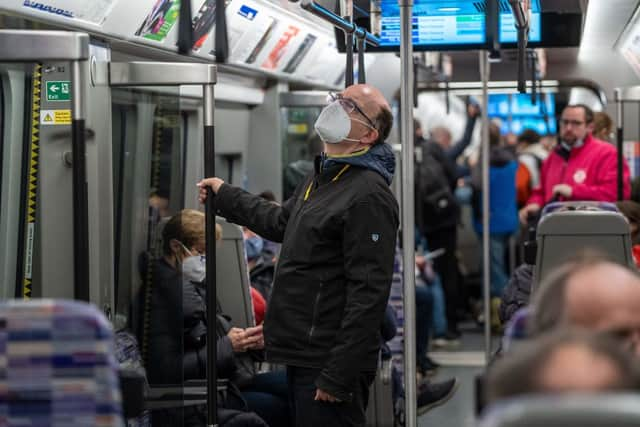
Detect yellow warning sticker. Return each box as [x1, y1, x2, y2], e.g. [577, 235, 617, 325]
[40, 109, 72, 125]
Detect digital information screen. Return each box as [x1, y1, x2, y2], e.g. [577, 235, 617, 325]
[500, 11, 541, 43]
[377, 0, 541, 50]
[490, 93, 556, 135]
[379, 1, 486, 48]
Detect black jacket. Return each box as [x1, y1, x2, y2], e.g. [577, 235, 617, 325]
[216, 148, 399, 402]
[144, 259, 184, 385]
[415, 137, 461, 233]
[143, 259, 243, 384]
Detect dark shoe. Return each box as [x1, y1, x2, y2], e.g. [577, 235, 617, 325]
[425, 356, 440, 369]
[417, 378, 459, 415]
[417, 357, 440, 378]
[446, 329, 461, 340]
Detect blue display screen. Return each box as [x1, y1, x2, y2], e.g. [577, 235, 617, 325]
[489, 93, 556, 135]
[510, 117, 557, 135]
[377, 0, 541, 49]
[499, 11, 541, 43]
[488, 94, 510, 117]
[510, 93, 555, 116]
[379, 0, 486, 47]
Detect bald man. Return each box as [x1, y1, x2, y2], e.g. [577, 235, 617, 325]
[487, 330, 640, 403]
[532, 258, 640, 355]
[200, 84, 399, 426]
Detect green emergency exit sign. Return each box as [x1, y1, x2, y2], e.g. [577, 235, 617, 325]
[46, 81, 70, 102]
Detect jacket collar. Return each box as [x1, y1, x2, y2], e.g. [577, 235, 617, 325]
[555, 133, 593, 161]
[319, 143, 396, 185]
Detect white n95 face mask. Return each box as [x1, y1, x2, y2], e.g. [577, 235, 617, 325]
[314, 101, 357, 144]
[182, 255, 206, 283]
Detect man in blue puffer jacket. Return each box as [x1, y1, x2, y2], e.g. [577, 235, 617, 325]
[471, 123, 519, 327]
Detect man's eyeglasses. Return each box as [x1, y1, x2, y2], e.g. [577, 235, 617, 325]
[327, 92, 377, 129]
[560, 119, 586, 127]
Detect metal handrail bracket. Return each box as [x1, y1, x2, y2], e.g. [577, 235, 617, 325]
[109, 62, 217, 87]
[0, 30, 89, 61]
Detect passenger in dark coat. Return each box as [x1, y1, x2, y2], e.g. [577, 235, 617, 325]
[199, 84, 399, 427]
[143, 209, 285, 427]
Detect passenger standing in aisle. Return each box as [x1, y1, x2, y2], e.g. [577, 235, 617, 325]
[414, 104, 479, 340]
[199, 84, 399, 427]
[519, 104, 632, 223]
[471, 123, 519, 328]
[515, 129, 548, 208]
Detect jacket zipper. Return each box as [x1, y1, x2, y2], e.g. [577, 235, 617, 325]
[308, 282, 323, 343]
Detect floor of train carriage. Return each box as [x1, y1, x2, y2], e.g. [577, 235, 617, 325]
[418, 322, 499, 427]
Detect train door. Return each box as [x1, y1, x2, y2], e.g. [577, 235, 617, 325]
[0, 31, 102, 305]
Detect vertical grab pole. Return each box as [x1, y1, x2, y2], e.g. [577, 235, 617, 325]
[616, 89, 624, 201]
[203, 84, 218, 427]
[400, 0, 416, 424]
[343, 0, 355, 86]
[70, 60, 90, 301]
[357, 34, 366, 84]
[530, 52, 537, 105]
[480, 51, 492, 364]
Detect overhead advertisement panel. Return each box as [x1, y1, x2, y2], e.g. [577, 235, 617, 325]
[192, 0, 217, 51]
[1, 0, 342, 88]
[297, 37, 345, 85]
[226, 1, 280, 64]
[224, 0, 344, 85]
[19, 0, 118, 25]
[135, 0, 181, 42]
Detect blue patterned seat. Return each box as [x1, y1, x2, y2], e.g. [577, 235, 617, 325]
[0, 299, 124, 426]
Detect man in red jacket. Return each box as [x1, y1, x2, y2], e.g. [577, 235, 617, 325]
[519, 104, 631, 223]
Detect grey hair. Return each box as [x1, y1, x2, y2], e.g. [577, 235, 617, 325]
[530, 252, 613, 335]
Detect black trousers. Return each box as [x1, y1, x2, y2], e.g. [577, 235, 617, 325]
[426, 226, 460, 333]
[286, 366, 374, 427]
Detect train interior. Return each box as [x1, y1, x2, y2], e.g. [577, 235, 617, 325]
[3, 0, 640, 426]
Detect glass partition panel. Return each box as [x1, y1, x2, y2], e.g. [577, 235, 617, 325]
[281, 106, 322, 200]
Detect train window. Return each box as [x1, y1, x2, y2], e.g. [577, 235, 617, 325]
[111, 88, 186, 334]
[281, 106, 322, 200]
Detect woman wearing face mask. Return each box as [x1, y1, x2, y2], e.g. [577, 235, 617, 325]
[144, 209, 288, 427]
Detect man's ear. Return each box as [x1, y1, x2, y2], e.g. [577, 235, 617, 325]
[361, 128, 379, 145]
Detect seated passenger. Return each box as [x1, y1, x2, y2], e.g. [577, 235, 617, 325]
[531, 255, 640, 355]
[243, 228, 275, 304]
[486, 329, 640, 404]
[257, 191, 281, 261]
[145, 209, 289, 427]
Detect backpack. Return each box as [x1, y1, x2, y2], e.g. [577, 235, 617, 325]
[415, 150, 458, 233]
